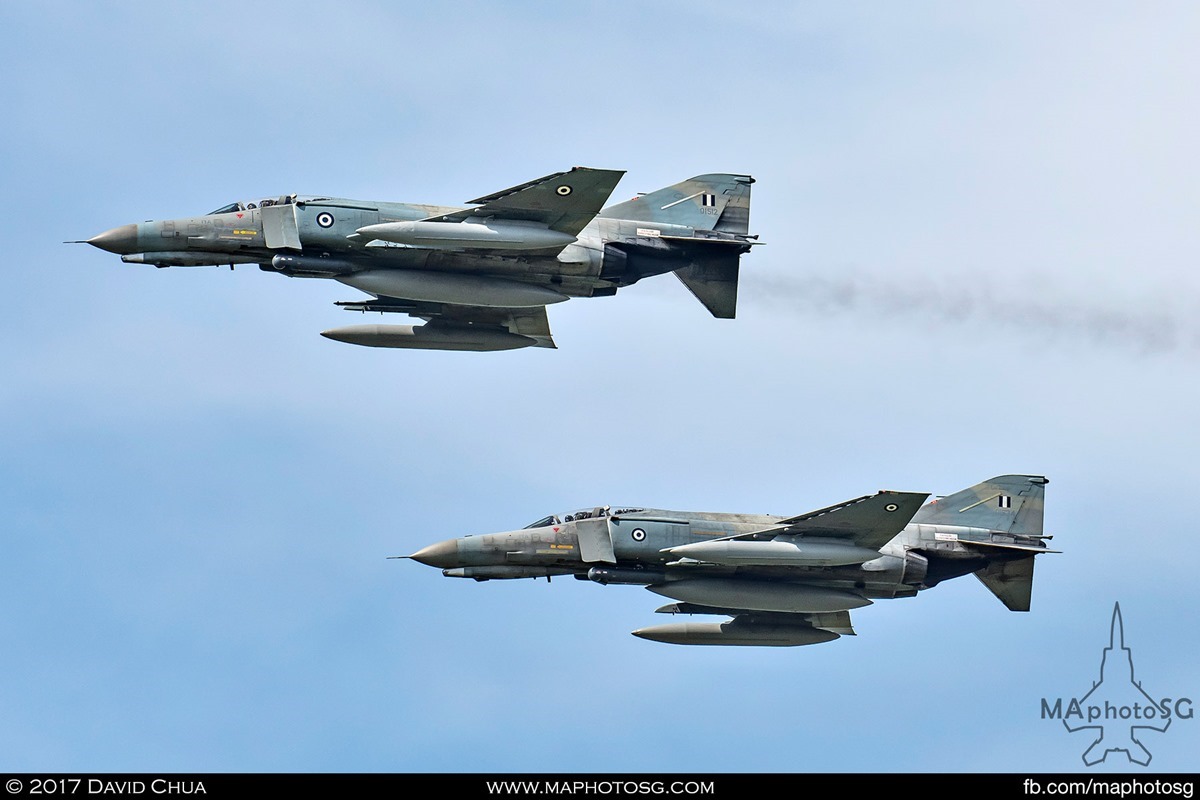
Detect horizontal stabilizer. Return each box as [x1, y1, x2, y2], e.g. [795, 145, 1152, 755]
[660, 234, 757, 248]
[960, 539, 1061, 555]
[975, 556, 1037, 612]
[674, 252, 740, 319]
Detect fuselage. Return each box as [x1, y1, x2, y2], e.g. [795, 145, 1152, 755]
[83, 169, 758, 351]
[409, 505, 1032, 602]
[89, 194, 702, 299]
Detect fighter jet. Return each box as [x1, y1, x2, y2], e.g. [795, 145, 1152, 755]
[407, 475, 1055, 646]
[81, 168, 757, 351]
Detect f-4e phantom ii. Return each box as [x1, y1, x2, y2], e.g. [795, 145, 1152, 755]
[408, 475, 1056, 646]
[82, 168, 756, 351]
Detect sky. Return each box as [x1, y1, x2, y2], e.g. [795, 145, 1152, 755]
[1, 1, 1198, 773]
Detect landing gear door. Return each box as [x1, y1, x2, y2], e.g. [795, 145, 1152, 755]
[262, 202, 301, 249]
[575, 516, 616, 564]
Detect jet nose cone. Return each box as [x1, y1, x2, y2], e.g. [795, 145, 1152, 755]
[409, 539, 460, 569]
[87, 224, 138, 254]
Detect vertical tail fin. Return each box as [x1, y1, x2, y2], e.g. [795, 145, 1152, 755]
[912, 474, 1047, 536]
[599, 173, 753, 232]
[913, 475, 1050, 612]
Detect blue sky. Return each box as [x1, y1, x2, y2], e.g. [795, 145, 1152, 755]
[1, 1, 1197, 772]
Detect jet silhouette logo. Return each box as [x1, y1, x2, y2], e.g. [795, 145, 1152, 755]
[1040, 603, 1193, 766]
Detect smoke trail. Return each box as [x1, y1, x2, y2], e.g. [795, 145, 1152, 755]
[743, 272, 1200, 355]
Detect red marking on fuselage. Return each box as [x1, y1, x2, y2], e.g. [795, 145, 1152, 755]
[236, 213, 244, 219]
[553, 527, 560, 533]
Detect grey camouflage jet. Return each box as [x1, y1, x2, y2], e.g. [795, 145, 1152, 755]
[81, 168, 756, 351]
[408, 475, 1055, 646]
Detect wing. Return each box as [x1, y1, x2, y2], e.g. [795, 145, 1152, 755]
[423, 166, 626, 236]
[330, 298, 556, 350]
[767, 490, 929, 549]
[692, 490, 930, 552]
[634, 490, 929, 646]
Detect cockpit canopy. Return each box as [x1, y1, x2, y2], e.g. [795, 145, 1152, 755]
[522, 506, 645, 528]
[522, 515, 561, 529]
[207, 194, 298, 215]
